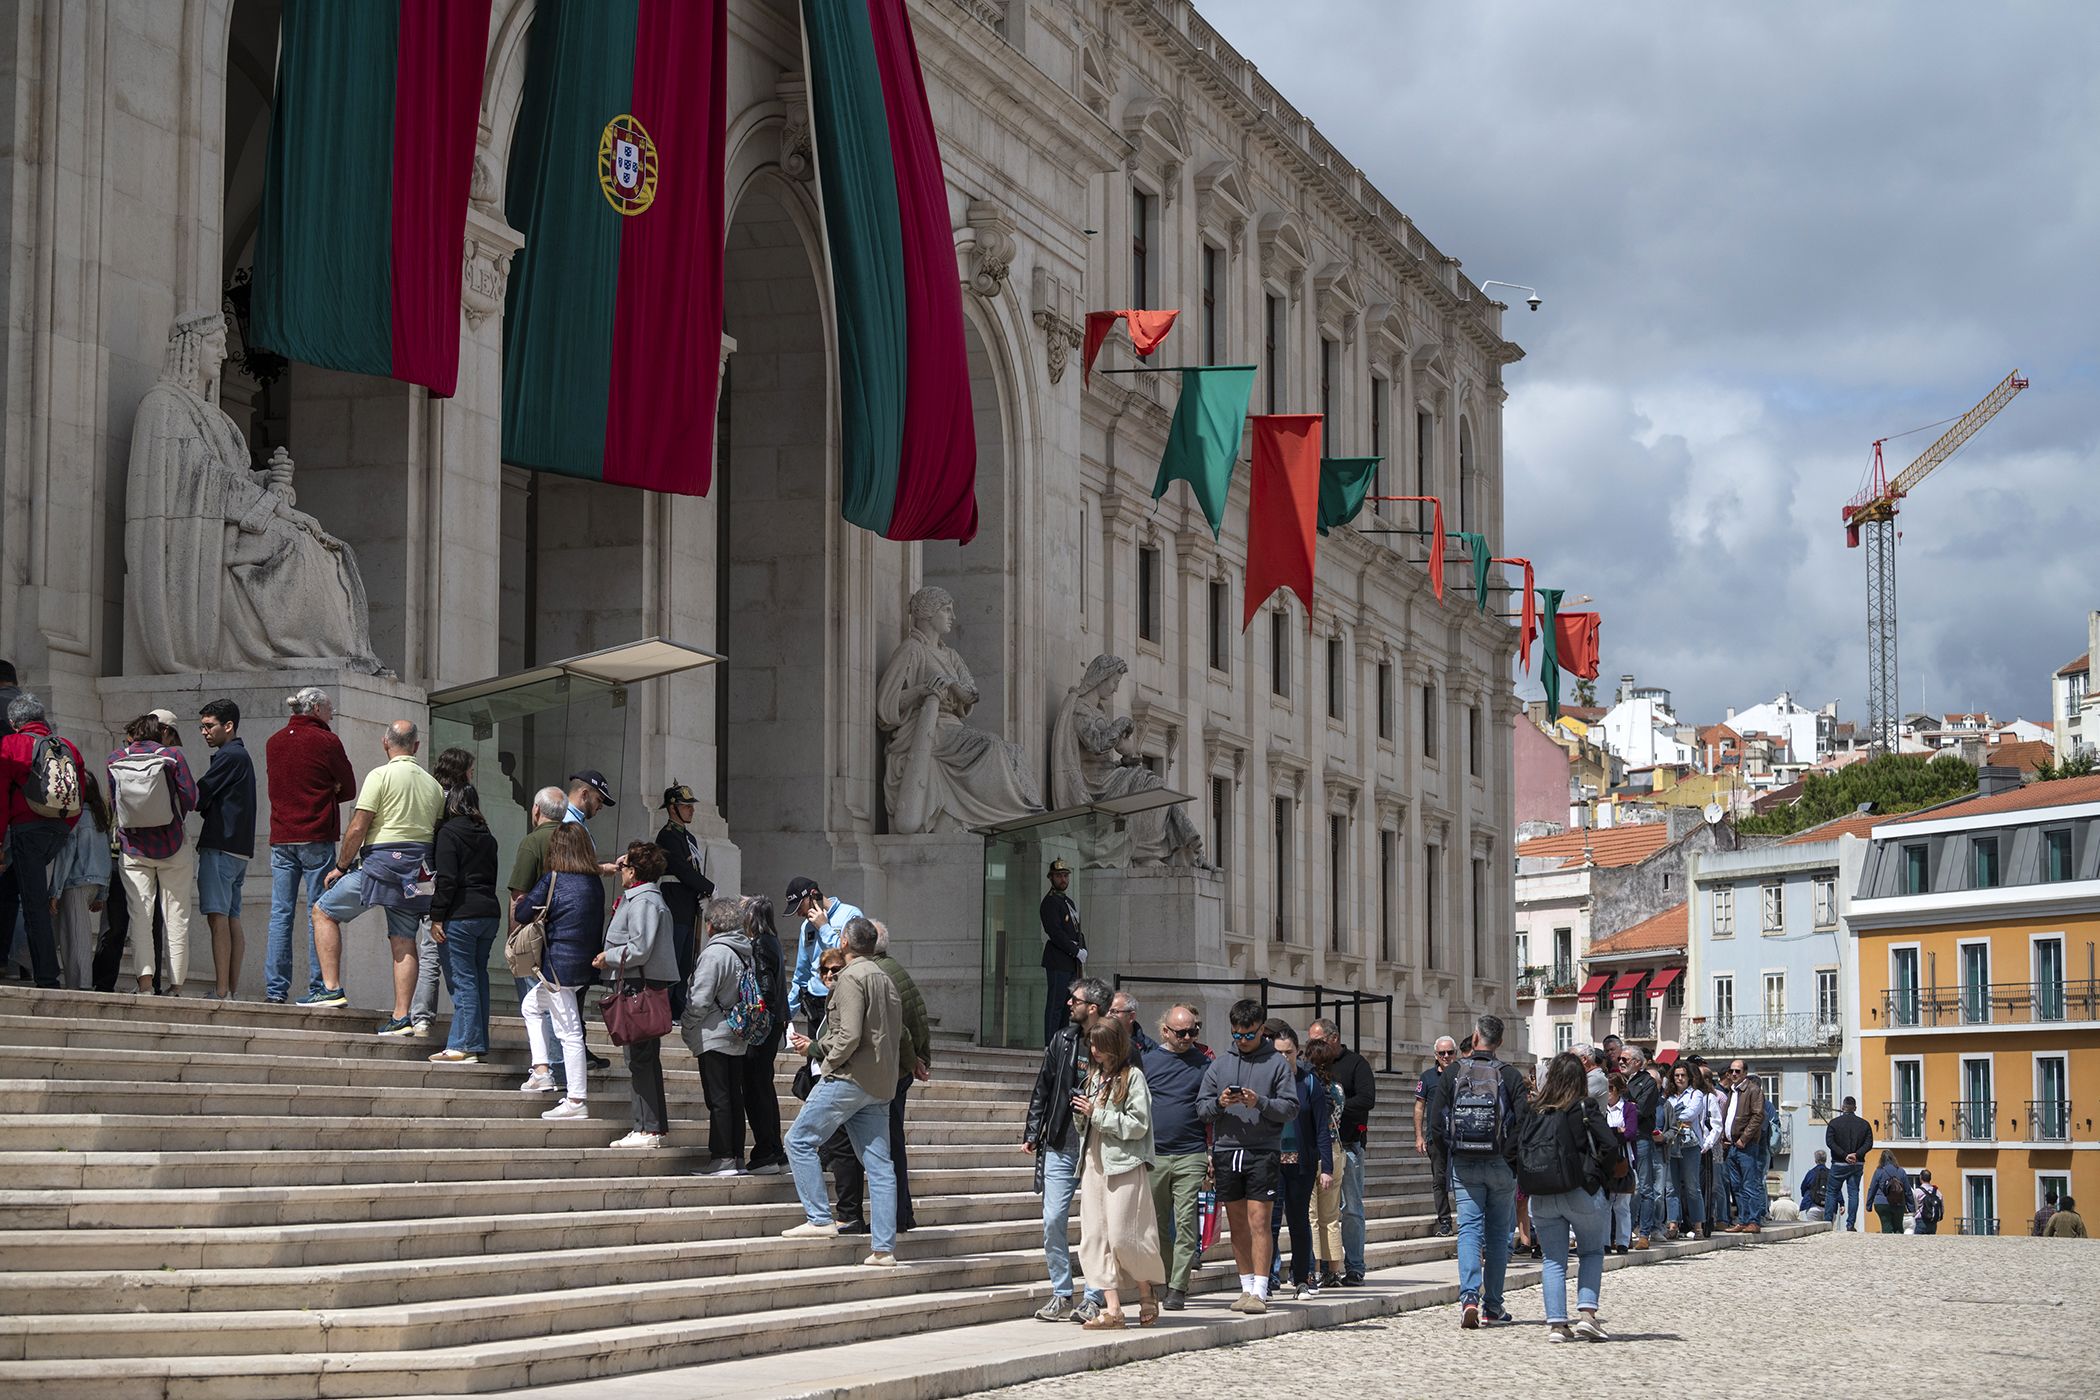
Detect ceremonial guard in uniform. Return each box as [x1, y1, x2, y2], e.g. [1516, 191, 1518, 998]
[1039, 858, 1086, 1041]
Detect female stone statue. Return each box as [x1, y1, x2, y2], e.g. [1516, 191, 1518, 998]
[125, 309, 380, 674]
[1050, 654, 1205, 867]
[877, 585, 1043, 832]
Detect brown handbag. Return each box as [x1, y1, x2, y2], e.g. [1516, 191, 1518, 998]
[601, 979, 673, 1047]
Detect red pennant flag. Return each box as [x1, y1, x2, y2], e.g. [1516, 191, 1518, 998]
[1081, 308, 1181, 386]
[1388, 495, 1445, 599]
[1495, 557, 1537, 670]
[1554, 611, 1602, 679]
[1243, 414, 1324, 628]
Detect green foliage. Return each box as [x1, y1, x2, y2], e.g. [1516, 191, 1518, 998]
[1574, 677, 1597, 707]
[2030, 747, 2098, 781]
[1736, 752, 1977, 836]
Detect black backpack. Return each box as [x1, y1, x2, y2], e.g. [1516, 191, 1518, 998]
[1917, 1185, 1943, 1224]
[1516, 1106, 1587, 1195]
[1447, 1056, 1511, 1157]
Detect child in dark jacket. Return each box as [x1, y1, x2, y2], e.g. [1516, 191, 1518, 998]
[515, 825, 606, 1118]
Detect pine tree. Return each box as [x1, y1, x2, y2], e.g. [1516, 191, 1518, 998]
[1736, 753, 1977, 836]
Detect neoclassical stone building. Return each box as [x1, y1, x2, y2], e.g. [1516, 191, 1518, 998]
[0, 0, 1520, 1051]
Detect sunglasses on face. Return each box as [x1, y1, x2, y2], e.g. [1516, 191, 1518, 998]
[1230, 1028, 1261, 1041]
[1435, 1049, 1456, 1058]
[1165, 1023, 1199, 1037]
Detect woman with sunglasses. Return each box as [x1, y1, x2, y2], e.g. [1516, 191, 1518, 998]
[1072, 1017, 1165, 1328]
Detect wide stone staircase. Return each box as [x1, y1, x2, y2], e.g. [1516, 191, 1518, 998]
[0, 986, 1446, 1397]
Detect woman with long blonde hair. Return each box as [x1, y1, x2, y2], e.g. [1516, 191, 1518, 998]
[1073, 1017, 1166, 1328]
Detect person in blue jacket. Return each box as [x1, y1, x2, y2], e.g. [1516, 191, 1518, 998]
[1266, 1021, 1334, 1299]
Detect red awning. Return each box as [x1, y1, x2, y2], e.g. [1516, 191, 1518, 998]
[1609, 970, 1649, 999]
[1646, 968, 1684, 1000]
[1576, 972, 1611, 1003]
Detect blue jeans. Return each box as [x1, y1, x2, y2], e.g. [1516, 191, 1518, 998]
[1728, 1143, 1768, 1222]
[1634, 1137, 1666, 1237]
[787, 1077, 896, 1254]
[1825, 1162, 1864, 1229]
[1668, 1147, 1704, 1231]
[1451, 1155, 1517, 1311]
[1530, 1185, 1607, 1322]
[3, 820, 70, 987]
[1039, 1144, 1101, 1302]
[266, 843, 334, 1000]
[1340, 1143, 1368, 1274]
[439, 917, 497, 1054]
[1609, 1191, 1633, 1247]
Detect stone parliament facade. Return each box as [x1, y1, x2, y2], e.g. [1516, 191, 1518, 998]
[0, 0, 1521, 1053]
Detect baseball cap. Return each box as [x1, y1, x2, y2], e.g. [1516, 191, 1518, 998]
[784, 876, 822, 906]
[147, 708, 179, 727]
[568, 770, 617, 806]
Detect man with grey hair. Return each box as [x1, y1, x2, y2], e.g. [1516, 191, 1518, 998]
[1431, 1013, 1529, 1328]
[265, 687, 358, 1003]
[1620, 1043, 1664, 1248]
[687, 896, 755, 1176]
[1108, 989, 1156, 1054]
[830, 917, 930, 1232]
[0, 692, 87, 987]
[1413, 1035, 1460, 1236]
[1024, 974, 1113, 1321]
[507, 785, 575, 1082]
[1574, 1044, 1609, 1102]
[313, 720, 443, 1032]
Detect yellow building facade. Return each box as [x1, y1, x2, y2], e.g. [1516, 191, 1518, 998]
[1849, 776, 2100, 1235]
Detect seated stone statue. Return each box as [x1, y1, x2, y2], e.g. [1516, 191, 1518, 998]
[125, 309, 380, 674]
[877, 585, 1043, 833]
[1051, 653, 1205, 867]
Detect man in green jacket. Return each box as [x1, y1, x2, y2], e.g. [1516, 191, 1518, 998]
[830, 916, 932, 1233]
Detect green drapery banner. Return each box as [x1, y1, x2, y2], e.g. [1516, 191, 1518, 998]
[1538, 587, 1565, 722]
[1152, 366, 1257, 537]
[1454, 531, 1491, 612]
[1316, 457, 1381, 536]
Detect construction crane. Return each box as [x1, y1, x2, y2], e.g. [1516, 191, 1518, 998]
[1843, 369, 2029, 752]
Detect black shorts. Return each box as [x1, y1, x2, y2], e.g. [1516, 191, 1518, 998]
[1212, 1148, 1280, 1203]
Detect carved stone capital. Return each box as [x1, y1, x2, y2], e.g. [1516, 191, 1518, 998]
[1031, 264, 1084, 384]
[965, 199, 1016, 300]
[460, 204, 524, 330]
[778, 77, 814, 182]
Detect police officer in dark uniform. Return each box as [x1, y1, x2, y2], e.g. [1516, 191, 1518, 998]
[653, 783, 714, 1018]
[1039, 858, 1085, 1041]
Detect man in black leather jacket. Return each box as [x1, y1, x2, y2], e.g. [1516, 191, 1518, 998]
[1022, 974, 1110, 1322]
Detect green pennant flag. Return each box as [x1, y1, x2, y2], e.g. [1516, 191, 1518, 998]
[1455, 531, 1491, 612]
[1153, 366, 1257, 536]
[1316, 456, 1382, 536]
[1538, 587, 1565, 722]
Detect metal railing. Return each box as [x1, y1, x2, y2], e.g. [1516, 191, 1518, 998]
[1882, 979, 2100, 1028]
[1953, 1098, 1997, 1143]
[1955, 1216, 1999, 1237]
[1809, 1098, 1834, 1122]
[1884, 1100, 1926, 1142]
[1685, 1012, 1843, 1055]
[2026, 1098, 2072, 1143]
[1110, 973, 1398, 1073]
[1622, 1007, 1656, 1039]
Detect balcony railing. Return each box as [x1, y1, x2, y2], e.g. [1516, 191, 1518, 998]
[1953, 1098, 1997, 1143]
[1622, 1008, 1656, 1039]
[1519, 964, 1579, 997]
[1685, 1012, 1843, 1055]
[1882, 979, 2100, 1029]
[2025, 1098, 2072, 1143]
[1955, 1216, 1999, 1237]
[1884, 1100, 1926, 1142]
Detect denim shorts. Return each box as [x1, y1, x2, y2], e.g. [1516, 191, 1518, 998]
[195, 848, 250, 917]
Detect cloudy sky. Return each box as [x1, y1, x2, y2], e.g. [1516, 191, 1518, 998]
[1198, 0, 2099, 728]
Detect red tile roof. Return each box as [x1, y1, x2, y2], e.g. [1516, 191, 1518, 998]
[1561, 705, 1608, 722]
[1885, 773, 2100, 826]
[1586, 903, 1688, 957]
[1517, 823, 1673, 869]
[2058, 652, 2090, 678]
[1698, 723, 1741, 744]
[1780, 813, 1882, 845]
[1989, 739, 2058, 777]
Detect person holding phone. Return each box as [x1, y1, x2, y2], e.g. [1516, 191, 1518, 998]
[1198, 999, 1297, 1314]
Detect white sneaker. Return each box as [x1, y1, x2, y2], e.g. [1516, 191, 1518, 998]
[704, 1159, 744, 1177]
[1573, 1316, 1610, 1342]
[609, 1131, 663, 1148]
[781, 1221, 840, 1239]
[862, 1251, 897, 1267]
[541, 1098, 588, 1121]
[519, 1070, 557, 1093]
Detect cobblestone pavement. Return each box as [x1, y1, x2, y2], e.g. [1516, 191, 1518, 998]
[974, 1233, 2100, 1400]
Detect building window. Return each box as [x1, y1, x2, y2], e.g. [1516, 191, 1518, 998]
[1713, 886, 1734, 937]
[1379, 828, 1396, 961]
[1264, 293, 1284, 414]
[1890, 946, 1921, 1026]
[1712, 975, 1735, 1025]
[1554, 1021, 1574, 1054]
[1816, 968, 1841, 1026]
[1210, 777, 1232, 872]
[1319, 336, 1336, 425]
[1421, 684, 1437, 759]
[1424, 843, 1442, 970]
[1131, 188, 1152, 308]
[1892, 1059, 1924, 1138]
[1270, 611, 1290, 698]
[1416, 409, 1434, 496]
[1667, 974, 1685, 1009]
[1326, 638, 1345, 721]
[1960, 942, 1991, 1024]
[1377, 662, 1394, 741]
[1471, 856, 1487, 977]
[1963, 1175, 1997, 1235]
[1812, 877, 1836, 927]
[1207, 579, 1229, 673]
[1201, 243, 1220, 363]
[1902, 843, 1929, 894]
[2036, 935, 2067, 1020]
[1809, 1070, 1834, 1118]
[1760, 882, 1784, 933]
[1972, 836, 2000, 889]
[1468, 706, 1483, 777]
[1329, 813, 1349, 952]
[1515, 929, 1529, 975]
[1369, 374, 1386, 503]
[1273, 797, 1294, 941]
[2045, 827, 2073, 882]
[1137, 544, 1161, 643]
[1763, 972, 1786, 1018]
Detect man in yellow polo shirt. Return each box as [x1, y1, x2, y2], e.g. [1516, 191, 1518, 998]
[309, 720, 445, 1034]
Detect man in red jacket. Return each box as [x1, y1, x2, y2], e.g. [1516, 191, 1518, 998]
[263, 686, 357, 1005]
[0, 692, 86, 987]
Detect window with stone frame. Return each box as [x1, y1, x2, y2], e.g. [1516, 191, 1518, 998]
[1329, 813, 1349, 952]
[1264, 293, 1285, 415]
[1201, 242, 1222, 363]
[1424, 842, 1442, 969]
[1812, 876, 1836, 927]
[1713, 885, 1735, 936]
[1273, 796, 1294, 941]
[1760, 882, 1783, 933]
[1207, 579, 1230, 674]
[1270, 610, 1291, 698]
[1377, 662, 1394, 741]
[1420, 683, 1438, 759]
[1131, 186, 1153, 308]
[1712, 974, 1735, 1025]
[1137, 544, 1162, 644]
[1379, 826, 1397, 962]
[1211, 776, 1232, 872]
[1326, 638, 1345, 722]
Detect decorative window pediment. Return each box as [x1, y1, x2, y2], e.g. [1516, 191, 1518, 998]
[1196, 161, 1250, 256]
[1257, 211, 1310, 297]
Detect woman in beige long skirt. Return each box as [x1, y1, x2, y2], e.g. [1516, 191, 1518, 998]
[1307, 1038, 1347, 1285]
[1073, 1017, 1165, 1328]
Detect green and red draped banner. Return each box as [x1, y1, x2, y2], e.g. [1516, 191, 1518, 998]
[1454, 531, 1491, 612]
[1081, 309, 1180, 387]
[501, 0, 726, 495]
[1153, 366, 1257, 537]
[801, 0, 977, 541]
[1495, 557, 1537, 668]
[1557, 611, 1603, 679]
[1316, 457, 1381, 536]
[1537, 587, 1565, 721]
[1243, 415, 1324, 629]
[251, 0, 492, 397]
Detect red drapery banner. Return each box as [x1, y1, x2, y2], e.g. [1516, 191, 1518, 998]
[1555, 611, 1602, 679]
[1495, 557, 1537, 670]
[1384, 495, 1445, 599]
[1081, 308, 1179, 386]
[1243, 414, 1324, 628]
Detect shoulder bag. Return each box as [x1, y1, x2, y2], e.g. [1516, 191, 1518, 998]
[601, 976, 673, 1047]
[505, 872, 554, 980]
